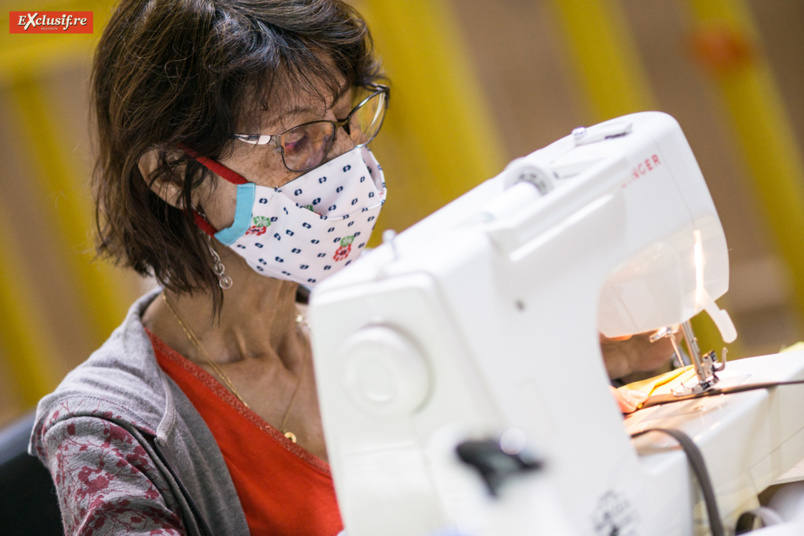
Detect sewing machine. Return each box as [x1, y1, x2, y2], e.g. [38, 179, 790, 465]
[309, 112, 804, 535]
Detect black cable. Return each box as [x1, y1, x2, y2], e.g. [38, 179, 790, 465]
[630, 428, 725, 536]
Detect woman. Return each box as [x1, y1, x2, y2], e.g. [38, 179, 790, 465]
[30, 1, 674, 534]
[31, 0, 385, 534]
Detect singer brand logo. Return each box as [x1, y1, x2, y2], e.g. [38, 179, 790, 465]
[622, 153, 662, 188]
[632, 154, 662, 179]
[9, 11, 93, 33]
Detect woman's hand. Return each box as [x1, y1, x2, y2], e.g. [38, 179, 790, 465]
[610, 386, 649, 413]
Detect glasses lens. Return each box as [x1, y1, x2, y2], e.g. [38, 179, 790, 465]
[349, 90, 387, 147]
[280, 121, 336, 172]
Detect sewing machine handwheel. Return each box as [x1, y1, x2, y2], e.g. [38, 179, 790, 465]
[340, 325, 430, 417]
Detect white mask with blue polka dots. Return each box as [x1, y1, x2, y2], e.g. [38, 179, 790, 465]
[192, 147, 386, 286]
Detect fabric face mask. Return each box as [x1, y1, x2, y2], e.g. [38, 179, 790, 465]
[192, 146, 386, 286]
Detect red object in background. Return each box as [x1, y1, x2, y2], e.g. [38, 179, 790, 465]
[690, 25, 755, 73]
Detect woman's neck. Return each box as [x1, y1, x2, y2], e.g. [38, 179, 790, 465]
[142, 247, 306, 370]
[143, 247, 326, 457]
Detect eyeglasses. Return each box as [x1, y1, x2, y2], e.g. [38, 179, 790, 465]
[233, 84, 389, 173]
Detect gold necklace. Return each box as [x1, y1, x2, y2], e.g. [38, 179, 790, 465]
[161, 292, 307, 443]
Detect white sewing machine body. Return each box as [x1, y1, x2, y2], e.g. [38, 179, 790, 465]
[309, 112, 804, 535]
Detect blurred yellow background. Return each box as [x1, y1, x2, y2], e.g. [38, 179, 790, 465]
[1, 0, 803, 428]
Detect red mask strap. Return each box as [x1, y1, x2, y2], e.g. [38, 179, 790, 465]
[180, 145, 249, 185]
[178, 145, 248, 236]
[193, 211, 218, 237]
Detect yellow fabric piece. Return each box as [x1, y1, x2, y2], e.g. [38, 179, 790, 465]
[619, 365, 696, 398]
[780, 342, 804, 353]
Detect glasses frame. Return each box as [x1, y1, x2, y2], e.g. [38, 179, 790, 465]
[233, 83, 389, 172]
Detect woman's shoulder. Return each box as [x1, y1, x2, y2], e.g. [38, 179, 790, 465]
[32, 289, 170, 447]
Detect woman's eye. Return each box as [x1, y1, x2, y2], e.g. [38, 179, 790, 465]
[283, 130, 309, 154]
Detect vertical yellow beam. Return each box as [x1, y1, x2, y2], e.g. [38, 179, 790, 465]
[0, 207, 61, 407]
[548, 0, 655, 121]
[0, 3, 118, 411]
[9, 73, 131, 343]
[355, 0, 506, 232]
[548, 0, 738, 355]
[686, 0, 804, 327]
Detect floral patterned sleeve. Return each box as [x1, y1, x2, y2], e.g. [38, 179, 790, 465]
[40, 416, 186, 535]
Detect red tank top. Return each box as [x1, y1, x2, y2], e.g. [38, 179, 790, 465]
[147, 329, 344, 536]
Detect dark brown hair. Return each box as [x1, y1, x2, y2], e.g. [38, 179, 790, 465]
[91, 0, 382, 304]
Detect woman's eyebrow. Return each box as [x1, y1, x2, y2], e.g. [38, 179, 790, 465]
[295, 84, 352, 115]
[253, 83, 352, 132]
[334, 83, 352, 103]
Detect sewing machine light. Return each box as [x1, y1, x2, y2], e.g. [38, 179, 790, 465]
[691, 227, 736, 344]
[694, 229, 706, 307]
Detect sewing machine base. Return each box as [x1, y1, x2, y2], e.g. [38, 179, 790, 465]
[625, 350, 804, 534]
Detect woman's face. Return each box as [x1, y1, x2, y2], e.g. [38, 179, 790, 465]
[199, 80, 356, 232]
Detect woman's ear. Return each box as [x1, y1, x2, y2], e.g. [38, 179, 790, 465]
[138, 149, 184, 208]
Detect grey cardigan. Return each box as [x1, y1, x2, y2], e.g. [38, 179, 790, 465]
[29, 289, 251, 535]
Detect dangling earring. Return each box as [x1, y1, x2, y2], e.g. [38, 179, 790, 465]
[207, 236, 233, 289]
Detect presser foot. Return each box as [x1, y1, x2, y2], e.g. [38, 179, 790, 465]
[671, 349, 727, 396]
[649, 321, 727, 397]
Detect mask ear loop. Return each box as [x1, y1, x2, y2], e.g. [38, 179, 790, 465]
[180, 145, 250, 236]
[180, 145, 248, 289]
